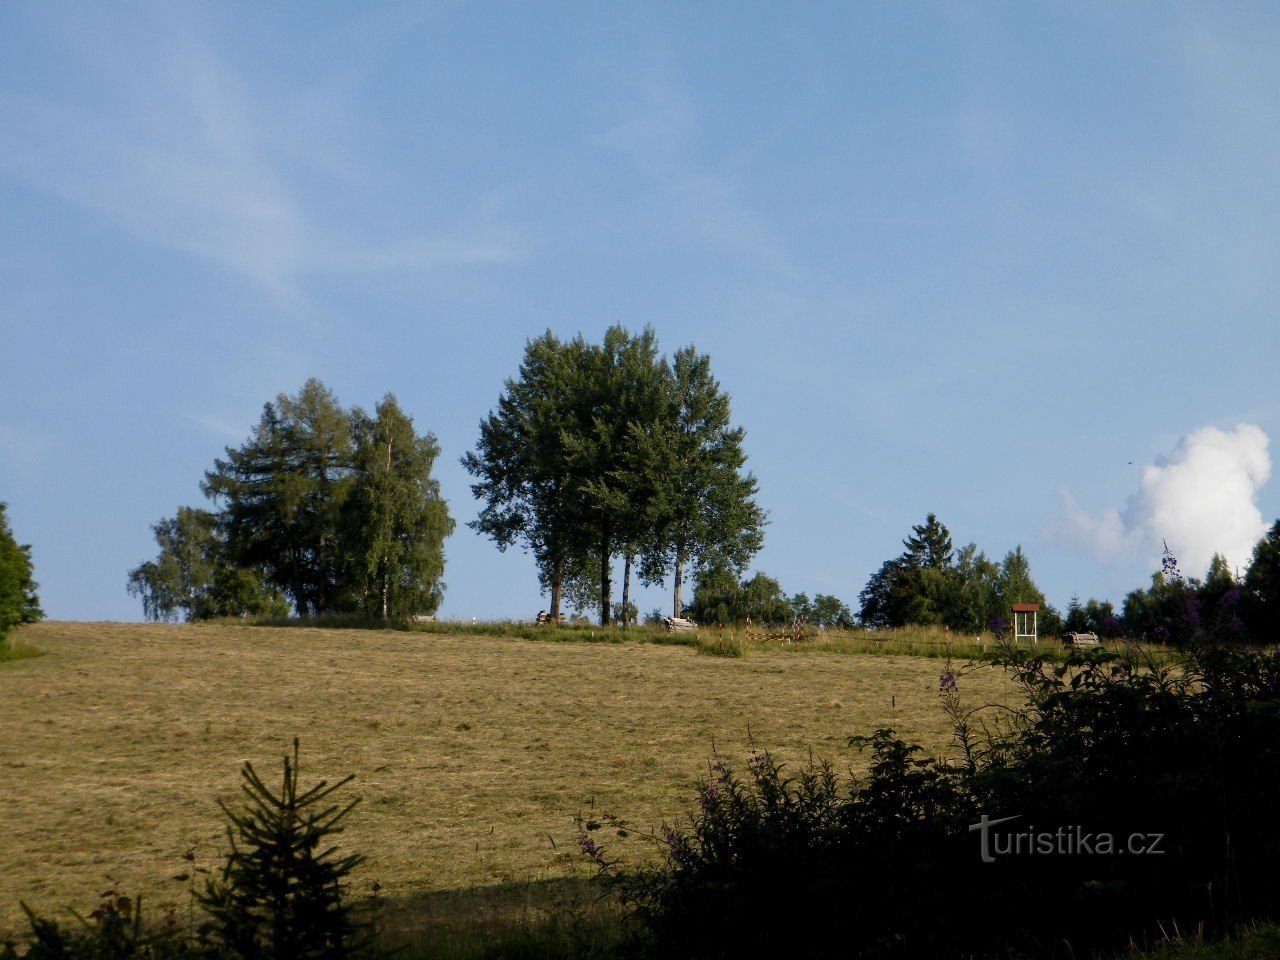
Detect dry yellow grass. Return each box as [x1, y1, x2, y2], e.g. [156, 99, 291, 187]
[0, 621, 1018, 938]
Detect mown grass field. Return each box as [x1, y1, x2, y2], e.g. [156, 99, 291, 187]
[0, 620, 1022, 945]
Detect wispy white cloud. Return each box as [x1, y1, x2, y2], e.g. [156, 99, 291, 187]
[1053, 424, 1271, 578]
[593, 40, 793, 273]
[0, 2, 528, 298]
[182, 412, 249, 444]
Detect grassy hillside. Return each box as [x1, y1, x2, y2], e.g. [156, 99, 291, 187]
[0, 620, 1019, 940]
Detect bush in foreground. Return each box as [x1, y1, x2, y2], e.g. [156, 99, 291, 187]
[584, 641, 1280, 958]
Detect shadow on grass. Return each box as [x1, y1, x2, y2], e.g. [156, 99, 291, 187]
[374, 876, 624, 960]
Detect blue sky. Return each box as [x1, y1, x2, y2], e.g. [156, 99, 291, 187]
[3, 1, 1279, 623]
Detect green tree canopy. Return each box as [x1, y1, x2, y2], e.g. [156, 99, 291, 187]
[464, 329, 764, 624]
[0, 502, 41, 641]
[462, 331, 595, 620]
[644, 345, 765, 618]
[687, 564, 791, 625]
[127, 506, 289, 622]
[132, 380, 451, 622]
[858, 516, 1059, 633]
[792, 591, 855, 629]
[1243, 522, 1280, 641]
[903, 512, 954, 569]
[346, 395, 455, 619]
[203, 379, 358, 616]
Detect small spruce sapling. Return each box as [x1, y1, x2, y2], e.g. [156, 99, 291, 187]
[197, 740, 373, 960]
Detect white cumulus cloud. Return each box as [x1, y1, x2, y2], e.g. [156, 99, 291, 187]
[1056, 424, 1271, 578]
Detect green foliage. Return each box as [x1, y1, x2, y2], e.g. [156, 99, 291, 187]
[686, 564, 790, 625]
[1244, 521, 1280, 640]
[587, 641, 1280, 957]
[131, 380, 451, 622]
[197, 740, 373, 960]
[1064, 594, 1122, 637]
[789, 592, 855, 629]
[462, 331, 593, 620]
[643, 345, 765, 618]
[0, 503, 41, 644]
[4, 744, 374, 960]
[1, 887, 194, 959]
[203, 380, 360, 617]
[902, 511, 953, 569]
[1123, 545, 1247, 645]
[346, 396, 455, 620]
[858, 514, 1058, 634]
[463, 329, 764, 624]
[128, 507, 289, 622]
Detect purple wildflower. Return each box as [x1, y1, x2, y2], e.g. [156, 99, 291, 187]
[1161, 541, 1183, 582]
[939, 669, 958, 693]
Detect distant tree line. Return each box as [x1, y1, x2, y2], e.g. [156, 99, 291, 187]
[681, 565, 854, 628]
[463, 326, 765, 626]
[852, 511, 1280, 646]
[857, 513, 1061, 634]
[129, 379, 453, 622]
[0, 502, 42, 642]
[1111, 524, 1280, 645]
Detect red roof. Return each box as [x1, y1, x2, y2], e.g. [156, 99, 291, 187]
[1011, 603, 1040, 612]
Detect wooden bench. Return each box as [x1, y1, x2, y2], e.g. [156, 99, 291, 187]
[1063, 632, 1099, 648]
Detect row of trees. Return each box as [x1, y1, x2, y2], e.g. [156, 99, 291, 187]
[682, 515, 1280, 641]
[1111, 524, 1280, 645]
[857, 513, 1059, 634]
[682, 565, 855, 628]
[129, 380, 454, 621]
[0, 502, 42, 642]
[463, 327, 765, 626]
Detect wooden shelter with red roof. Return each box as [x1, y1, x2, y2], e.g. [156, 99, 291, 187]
[1012, 602, 1040, 646]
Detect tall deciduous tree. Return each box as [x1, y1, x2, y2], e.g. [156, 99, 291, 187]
[127, 506, 288, 622]
[645, 345, 765, 618]
[574, 326, 670, 626]
[0, 502, 41, 641]
[465, 330, 764, 625]
[346, 395, 454, 620]
[688, 563, 790, 625]
[132, 380, 451, 622]
[463, 332, 593, 620]
[858, 557, 903, 628]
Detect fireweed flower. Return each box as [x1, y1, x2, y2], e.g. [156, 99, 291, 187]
[939, 670, 958, 692]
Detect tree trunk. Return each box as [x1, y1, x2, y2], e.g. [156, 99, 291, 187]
[550, 555, 564, 623]
[673, 545, 685, 618]
[380, 565, 389, 620]
[599, 530, 613, 626]
[292, 547, 308, 618]
[621, 552, 633, 629]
